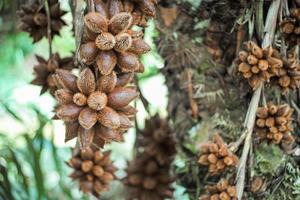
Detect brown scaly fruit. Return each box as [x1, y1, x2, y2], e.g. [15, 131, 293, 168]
[138, 114, 176, 165]
[123, 155, 174, 200]
[198, 133, 239, 175]
[199, 179, 237, 200]
[79, 0, 151, 75]
[255, 102, 295, 150]
[54, 67, 139, 148]
[127, 0, 157, 27]
[31, 53, 73, 96]
[280, 8, 300, 46]
[237, 41, 283, 89]
[68, 147, 117, 197]
[17, 0, 66, 42]
[273, 49, 300, 93]
[123, 115, 176, 200]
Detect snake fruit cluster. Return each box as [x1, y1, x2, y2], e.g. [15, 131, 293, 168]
[198, 133, 239, 175]
[237, 41, 283, 89]
[199, 179, 237, 200]
[280, 8, 300, 46]
[31, 53, 73, 95]
[54, 67, 139, 148]
[123, 115, 176, 200]
[255, 102, 294, 149]
[80, 0, 153, 76]
[17, 0, 66, 42]
[68, 147, 117, 197]
[274, 49, 300, 93]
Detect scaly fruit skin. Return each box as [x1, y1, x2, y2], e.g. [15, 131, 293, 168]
[123, 115, 176, 200]
[198, 133, 239, 175]
[255, 102, 295, 151]
[17, 0, 67, 42]
[280, 8, 300, 46]
[199, 179, 237, 200]
[67, 147, 117, 197]
[54, 67, 139, 149]
[79, 0, 152, 78]
[31, 53, 74, 96]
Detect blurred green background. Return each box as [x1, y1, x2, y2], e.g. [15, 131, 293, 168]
[0, 1, 193, 199]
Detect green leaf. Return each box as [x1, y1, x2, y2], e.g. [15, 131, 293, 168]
[0, 163, 15, 200]
[8, 148, 30, 197]
[255, 143, 285, 174]
[0, 100, 24, 124]
[49, 132, 73, 199]
[24, 134, 46, 200]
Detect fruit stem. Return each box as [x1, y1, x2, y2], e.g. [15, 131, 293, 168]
[44, 0, 52, 58]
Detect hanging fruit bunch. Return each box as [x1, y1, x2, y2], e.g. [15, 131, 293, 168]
[17, 0, 156, 197]
[124, 155, 174, 200]
[280, 8, 300, 46]
[18, 0, 74, 98]
[17, 0, 66, 42]
[54, 67, 138, 148]
[137, 114, 176, 165]
[273, 49, 300, 93]
[79, 0, 152, 75]
[31, 53, 74, 95]
[255, 102, 294, 150]
[199, 179, 237, 200]
[123, 115, 176, 200]
[53, 0, 156, 150]
[126, 0, 157, 27]
[198, 133, 239, 175]
[67, 147, 117, 197]
[237, 41, 283, 89]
